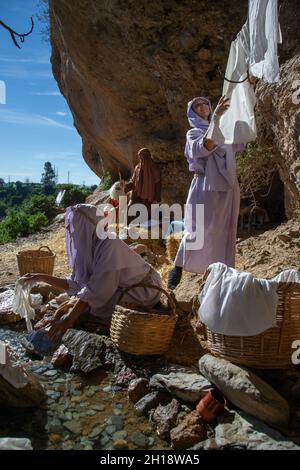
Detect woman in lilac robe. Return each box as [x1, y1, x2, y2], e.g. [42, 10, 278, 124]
[168, 96, 243, 289]
[22, 204, 161, 340]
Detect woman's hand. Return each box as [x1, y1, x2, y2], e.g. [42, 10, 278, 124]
[47, 316, 72, 342]
[54, 301, 75, 320]
[214, 95, 230, 117]
[19, 273, 44, 284]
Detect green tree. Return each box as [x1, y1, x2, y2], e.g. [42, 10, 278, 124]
[41, 161, 56, 195]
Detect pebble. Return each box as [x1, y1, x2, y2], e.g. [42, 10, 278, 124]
[49, 434, 62, 444]
[100, 435, 110, 446]
[106, 425, 117, 435]
[86, 410, 97, 416]
[102, 385, 112, 393]
[44, 370, 58, 377]
[89, 425, 103, 439]
[91, 404, 105, 411]
[107, 415, 123, 430]
[113, 439, 128, 450]
[85, 389, 96, 397]
[63, 420, 83, 435]
[112, 430, 128, 440]
[131, 432, 150, 448]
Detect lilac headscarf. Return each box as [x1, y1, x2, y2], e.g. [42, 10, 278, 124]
[187, 97, 212, 129]
[65, 204, 101, 287]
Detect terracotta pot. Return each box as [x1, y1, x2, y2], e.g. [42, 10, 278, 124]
[196, 388, 226, 423]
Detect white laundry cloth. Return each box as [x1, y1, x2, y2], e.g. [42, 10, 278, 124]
[0, 438, 32, 450]
[207, 23, 257, 145]
[208, 0, 281, 145]
[199, 262, 300, 336]
[12, 280, 42, 332]
[0, 343, 28, 389]
[249, 0, 282, 83]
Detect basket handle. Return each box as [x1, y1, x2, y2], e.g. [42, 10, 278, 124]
[118, 283, 177, 317]
[37, 246, 54, 255]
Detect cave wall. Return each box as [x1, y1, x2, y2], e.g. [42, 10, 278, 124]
[49, 0, 300, 212]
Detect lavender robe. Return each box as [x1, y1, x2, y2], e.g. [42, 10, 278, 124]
[174, 98, 243, 274]
[65, 205, 161, 321]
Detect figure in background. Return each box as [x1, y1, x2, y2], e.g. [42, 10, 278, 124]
[122, 148, 161, 223]
[168, 96, 244, 290]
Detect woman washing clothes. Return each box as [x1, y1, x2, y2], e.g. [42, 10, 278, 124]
[168, 96, 244, 289]
[21, 204, 162, 341]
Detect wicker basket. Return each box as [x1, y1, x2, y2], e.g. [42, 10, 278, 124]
[199, 273, 300, 369]
[110, 283, 177, 355]
[17, 245, 56, 276]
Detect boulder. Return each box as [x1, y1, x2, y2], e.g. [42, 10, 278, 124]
[199, 354, 290, 427]
[0, 371, 46, 408]
[192, 410, 300, 450]
[152, 399, 181, 441]
[150, 370, 211, 403]
[170, 411, 207, 450]
[127, 378, 150, 404]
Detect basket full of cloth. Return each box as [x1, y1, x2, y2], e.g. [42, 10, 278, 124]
[17, 245, 56, 276]
[198, 263, 300, 369]
[110, 283, 177, 356]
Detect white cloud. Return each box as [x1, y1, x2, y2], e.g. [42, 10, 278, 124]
[0, 65, 52, 79]
[31, 91, 61, 96]
[0, 108, 74, 130]
[0, 56, 49, 65]
[55, 111, 68, 116]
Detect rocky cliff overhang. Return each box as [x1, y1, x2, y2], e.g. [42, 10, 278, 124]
[49, 0, 300, 211]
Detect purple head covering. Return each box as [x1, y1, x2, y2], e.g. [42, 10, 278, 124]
[65, 204, 101, 287]
[187, 97, 212, 129]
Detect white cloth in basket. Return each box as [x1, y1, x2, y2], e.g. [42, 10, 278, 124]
[199, 262, 300, 336]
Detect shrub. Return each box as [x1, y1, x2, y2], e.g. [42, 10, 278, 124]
[23, 195, 56, 219]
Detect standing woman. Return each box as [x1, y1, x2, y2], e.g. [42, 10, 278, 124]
[123, 148, 161, 222]
[168, 96, 243, 289]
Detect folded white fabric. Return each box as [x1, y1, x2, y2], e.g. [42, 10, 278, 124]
[199, 262, 300, 336]
[12, 280, 42, 332]
[0, 438, 32, 450]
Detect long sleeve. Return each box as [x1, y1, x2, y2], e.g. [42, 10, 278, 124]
[185, 128, 215, 172]
[77, 269, 121, 309]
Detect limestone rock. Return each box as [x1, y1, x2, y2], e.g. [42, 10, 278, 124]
[152, 398, 181, 441]
[150, 370, 211, 403]
[199, 354, 290, 427]
[170, 411, 207, 450]
[192, 411, 300, 450]
[62, 329, 104, 373]
[134, 391, 171, 416]
[51, 344, 73, 368]
[0, 370, 46, 408]
[127, 378, 150, 404]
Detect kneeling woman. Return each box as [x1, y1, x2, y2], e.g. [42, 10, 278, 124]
[22, 204, 161, 341]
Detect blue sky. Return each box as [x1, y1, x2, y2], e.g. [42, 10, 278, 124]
[0, 0, 99, 185]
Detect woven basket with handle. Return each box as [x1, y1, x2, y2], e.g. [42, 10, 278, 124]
[110, 283, 177, 356]
[198, 270, 300, 369]
[17, 245, 56, 276]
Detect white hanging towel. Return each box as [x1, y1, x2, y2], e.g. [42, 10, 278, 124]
[199, 262, 300, 336]
[249, 0, 282, 83]
[207, 0, 281, 145]
[12, 280, 42, 332]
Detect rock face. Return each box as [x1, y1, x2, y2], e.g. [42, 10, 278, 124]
[199, 354, 290, 427]
[49, 0, 300, 213]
